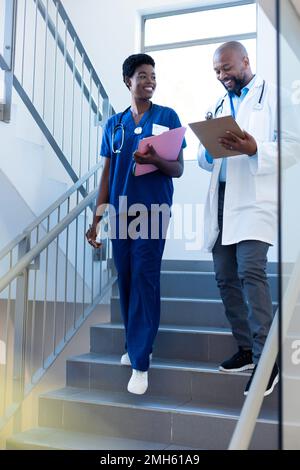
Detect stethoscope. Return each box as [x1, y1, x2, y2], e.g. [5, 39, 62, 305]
[111, 102, 153, 154]
[205, 80, 266, 120]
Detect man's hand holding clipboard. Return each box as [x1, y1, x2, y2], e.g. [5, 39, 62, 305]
[189, 116, 257, 158]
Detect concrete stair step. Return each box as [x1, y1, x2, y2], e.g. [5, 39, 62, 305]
[90, 323, 236, 363]
[111, 297, 230, 328]
[112, 271, 278, 301]
[37, 387, 278, 450]
[90, 323, 237, 363]
[160, 271, 278, 300]
[6, 427, 170, 450]
[111, 297, 278, 329]
[66, 353, 278, 416]
[160, 259, 280, 274]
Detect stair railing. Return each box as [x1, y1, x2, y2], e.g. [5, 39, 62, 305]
[0, 163, 116, 432]
[0, 0, 114, 190]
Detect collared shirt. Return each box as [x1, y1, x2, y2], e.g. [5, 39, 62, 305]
[205, 75, 256, 182]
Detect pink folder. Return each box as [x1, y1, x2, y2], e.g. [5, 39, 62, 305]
[133, 126, 186, 176]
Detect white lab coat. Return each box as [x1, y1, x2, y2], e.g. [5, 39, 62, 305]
[198, 75, 299, 252]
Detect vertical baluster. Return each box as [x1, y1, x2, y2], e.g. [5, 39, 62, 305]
[91, 210, 95, 304]
[21, 0, 27, 86]
[53, 207, 60, 354]
[62, 20, 68, 152]
[32, 0, 38, 102]
[99, 220, 103, 297]
[52, 1, 59, 135]
[88, 69, 93, 172]
[79, 54, 85, 177]
[30, 227, 38, 378]
[95, 85, 100, 179]
[3, 252, 13, 415]
[73, 194, 79, 329]
[13, 236, 30, 432]
[42, 217, 50, 367]
[70, 38, 76, 167]
[42, 0, 49, 120]
[63, 198, 70, 340]
[82, 207, 87, 316]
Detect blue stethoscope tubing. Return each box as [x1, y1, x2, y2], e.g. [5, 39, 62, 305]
[213, 79, 266, 118]
[111, 102, 154, 154]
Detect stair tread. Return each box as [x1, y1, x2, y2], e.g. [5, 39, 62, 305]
[7, 427, 168, 450]
[161, 270, 278, 278]
[40, 387, 277, 422]
[111, 295, 278, 305]
[67, 352, 251, 376]
[92, 323, 232, 335]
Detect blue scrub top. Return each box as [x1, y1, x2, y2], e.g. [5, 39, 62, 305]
[100, 104, 186, 215]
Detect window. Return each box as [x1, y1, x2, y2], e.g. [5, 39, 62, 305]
[142, 2, 257, 160]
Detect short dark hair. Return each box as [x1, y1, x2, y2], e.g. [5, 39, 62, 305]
[122, 53, 155, 86]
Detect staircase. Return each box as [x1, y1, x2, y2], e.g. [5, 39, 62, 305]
[6, 260, 279, 450]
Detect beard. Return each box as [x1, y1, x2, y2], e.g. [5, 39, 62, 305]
[221, 76, 246, 95]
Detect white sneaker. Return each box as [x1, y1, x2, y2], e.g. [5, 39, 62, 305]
[120, 352, 131, 366]
[127, 369, 148, 395]
[120, 353, 153, 366]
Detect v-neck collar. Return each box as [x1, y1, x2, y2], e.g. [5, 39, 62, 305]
[126, 102, 154, 131]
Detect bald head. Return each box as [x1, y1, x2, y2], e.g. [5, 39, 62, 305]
[214, 41, 249, 61]
[213, 41, 253, 95]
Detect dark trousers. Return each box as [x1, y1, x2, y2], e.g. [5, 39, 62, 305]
[212, 183, 274, 364]
[111, 212, 169, 371]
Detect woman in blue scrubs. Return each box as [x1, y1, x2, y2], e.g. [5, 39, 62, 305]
[86, 53, 186, 395]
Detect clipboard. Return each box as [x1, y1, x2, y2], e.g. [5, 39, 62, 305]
[189, 115, 245, 158]
[133, 126, 186, 176]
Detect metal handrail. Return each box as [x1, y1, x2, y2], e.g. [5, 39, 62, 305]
[0, 183, 115, 432]
[0, 188, 96, 295]
[0, 161, 101, 263]
[1, 0, 115, 179]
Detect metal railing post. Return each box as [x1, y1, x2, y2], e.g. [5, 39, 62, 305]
[1, 0, 17, 123]
[12, 236, 30, 433]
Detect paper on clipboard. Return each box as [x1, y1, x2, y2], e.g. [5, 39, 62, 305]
[134, 126, 186, 176]
[189, 115, 245, 158]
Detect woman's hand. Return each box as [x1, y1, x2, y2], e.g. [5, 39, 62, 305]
[133, 144, 159, 165]
[86, 222, 102, 249]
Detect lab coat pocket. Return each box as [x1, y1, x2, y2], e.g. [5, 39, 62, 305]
[254, 172, 276, 203]
[248, 109, 271, 143]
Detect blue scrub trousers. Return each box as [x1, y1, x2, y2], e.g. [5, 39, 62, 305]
[212, 182, 274, 364]
[111, 211, 169, 371]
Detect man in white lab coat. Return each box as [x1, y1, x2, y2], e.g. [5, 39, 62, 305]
[198, 41, 279, 396]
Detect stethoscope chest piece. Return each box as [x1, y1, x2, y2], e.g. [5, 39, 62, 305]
[134, 127, 143, 135]
[253, 103, 263, 111]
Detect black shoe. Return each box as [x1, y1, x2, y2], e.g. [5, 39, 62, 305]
[244, 363, 279, 397]
[219, 347, 254, 372]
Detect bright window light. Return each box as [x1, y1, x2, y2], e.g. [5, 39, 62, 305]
[151, 39, 256, 161]
[145, 3, 256, 47]
[143, 3, 257, 160]
[0, 340, 6, 365]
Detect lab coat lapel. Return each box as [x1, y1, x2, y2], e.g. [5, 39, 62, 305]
[235, 75, 264, 123]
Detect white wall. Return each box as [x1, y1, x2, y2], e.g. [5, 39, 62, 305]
[62, 0, 239, 111]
